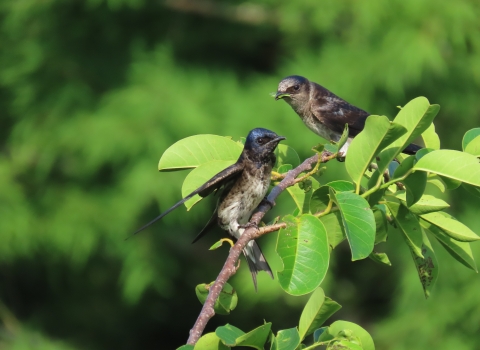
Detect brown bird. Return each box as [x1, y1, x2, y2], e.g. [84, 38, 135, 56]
[275, 75, 420, 154]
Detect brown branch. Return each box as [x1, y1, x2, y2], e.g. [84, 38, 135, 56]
[186, 151, 335, 345]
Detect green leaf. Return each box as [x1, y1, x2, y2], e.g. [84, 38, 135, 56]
[336, 124, 350, 153]
[181, 160, 235, 209]
[424, 224, 477, 272]
[439, 176, 462, 190]
[427, 177, 446, 192]
[402, 171, 427, 206]
[275, 144, 301, 169]
[346, 115, 407, 192]
[334, 340, 364, 350]
[318, 321, 375, 350]
[194, 332, 229, 350]
[235, 324, 272, 350]
[276, 215, 329, 296]
[320, 212, 346, 249]
[313, 327, 328, 343]
[216, 324, 244, 346]
[373, 207, 388, 244]
[195, 283, 238, 315]
[331, 191, 376, 260]
[177, 345, 194, 350]
[369, 251, 391, 266]
[377, 97, 440, 173]
[277, 164, 293, 174]
[462, 128, 480, 150]
[393, 155, 415, 178]
[325, 180, 355, 192]
[464, 136, 480, 156]
[385, 201, 423, 258]
[298, 288, 342, 341]
[420, 211, 480, 242]
[274, 328, 301, 350]
[413, 150, 480, 187]
[410, 230, 439, 298]
[462, 183, 480, 198]
[395, 193, 449, 215]
[421, 122, 440, 149]
[287, 178, 320, 214]
[158, 135, 242, 171]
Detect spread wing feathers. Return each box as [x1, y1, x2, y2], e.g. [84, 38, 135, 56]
[311, 82, 370, 137]
[131, 161, 244, 236]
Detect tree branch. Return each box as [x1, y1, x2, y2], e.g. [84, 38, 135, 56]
[186, 151, 335, 345]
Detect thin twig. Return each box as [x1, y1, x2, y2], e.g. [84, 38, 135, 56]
[187, 151, 335, 345]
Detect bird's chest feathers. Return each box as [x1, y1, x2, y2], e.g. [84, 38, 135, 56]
[218, 164, 271, 233]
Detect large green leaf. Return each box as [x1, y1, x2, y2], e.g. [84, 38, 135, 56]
[422, 122, 440, 150]
[215, 324, 244, 346]
[462, 128, 480, 151]
[386, 201, 423, 258]
[420, 211, 480, 242]
[424, 223, 477, 272]
[413, 150, 480, 187]
[331, 191, 376, 260]
[410, 230, 439, 298]
[402, 171, 427, 206]
[395, 193, 449, 215]
[298, 288, 342, 341]
[182, 160, 235, 209]
[276, 215, 329, 295]
[195, 282, 237, 315]
[158, 135, 242, 171]
[377, 97, 440, 173]
[317, 321, 375, 350]
[346, 115, 407, 192]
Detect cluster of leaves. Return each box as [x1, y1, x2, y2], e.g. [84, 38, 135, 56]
[158, 96, 480, 349]
[181, 287, 372, 350]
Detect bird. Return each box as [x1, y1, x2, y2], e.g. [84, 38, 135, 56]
[274, 75, 421, 155]
[133, 128, 286, 290]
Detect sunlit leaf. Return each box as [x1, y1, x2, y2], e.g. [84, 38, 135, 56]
[195, 332, 229, 350]
[298, 288, 342, 341]
[462, 128, 480, 151]
[413, 150, 480, 187]
[420, 211, 480, 242]
[274, 328, 300, 350]
[235, 324, 272, 350]
[421, 122, 440, 149]
[317, 321, 375, 350]
[331, 191, 376, 260]
[275, 144, 301, 169]
[276, 215, 329, 295]
[158, 135, 242, 171]
[377, 97, 440, 173]
[395, 193, 449, 215]
[346, 115, 407, 192]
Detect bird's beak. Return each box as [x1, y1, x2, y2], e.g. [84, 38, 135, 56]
[275, 92, 290, 101]
[269, 136, 286, 145]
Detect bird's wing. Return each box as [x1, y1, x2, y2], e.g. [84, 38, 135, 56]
[131, 161, 244, 236]
[311, 83, 370, 137]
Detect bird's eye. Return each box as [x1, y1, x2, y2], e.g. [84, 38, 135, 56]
[257, 138, 265, 145]
[293, 85, 300, 91]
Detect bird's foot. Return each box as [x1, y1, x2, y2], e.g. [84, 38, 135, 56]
[336, 151, 346, 162]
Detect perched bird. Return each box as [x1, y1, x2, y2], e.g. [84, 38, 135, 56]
[275, 75, 421, 155]
[133, 128, 286, 290]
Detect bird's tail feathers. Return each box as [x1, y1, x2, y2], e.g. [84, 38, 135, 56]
[243, 241, 273, 291]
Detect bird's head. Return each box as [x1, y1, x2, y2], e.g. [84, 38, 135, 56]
[244, 128, 286, 160]
[275, 75, 310, 109]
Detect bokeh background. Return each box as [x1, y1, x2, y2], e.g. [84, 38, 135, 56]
[1, 0, 480, 349]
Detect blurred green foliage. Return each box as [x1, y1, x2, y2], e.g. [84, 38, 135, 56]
[1, 0, 480, 349]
